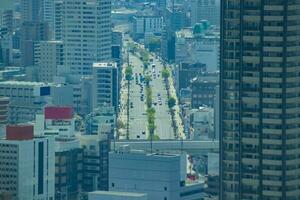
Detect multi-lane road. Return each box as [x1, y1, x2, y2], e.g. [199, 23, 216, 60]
[119, 37, 174, 140]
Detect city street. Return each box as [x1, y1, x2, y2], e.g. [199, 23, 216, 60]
[119, 36, 174, 140]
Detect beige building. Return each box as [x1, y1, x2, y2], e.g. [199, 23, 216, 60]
[220, 1, 300, 200]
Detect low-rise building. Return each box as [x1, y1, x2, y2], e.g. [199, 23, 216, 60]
[109, 146, 204, 200]
[88, 191, 148, 200]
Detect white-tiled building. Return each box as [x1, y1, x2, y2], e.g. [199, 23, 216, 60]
[88, 191, 148, 200]
[0, 125, 55, 200]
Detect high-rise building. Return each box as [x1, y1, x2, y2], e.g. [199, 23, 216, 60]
[220, 1, 300, 199]
[190, 0, 220, 26]
[0, 125, 55, 200]
[34, 40, 64, 83]
[92, 62, 119, 111]
[54, 0, 111, 78]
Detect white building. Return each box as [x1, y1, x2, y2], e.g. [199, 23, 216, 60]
[34, 40, 64, 83]
[54, 0, 111, 78]
[175, 27, 219, 72]
[0, 124, 55, 200]
[92, 62, 119, 111]
[0, 81, 52, 123]
[132, 15, 163, 39]
[189, 107, 214, 140]
[109, 147, 204, 200]
[190, 0, 220, 26]
[88, 191, 148, 200]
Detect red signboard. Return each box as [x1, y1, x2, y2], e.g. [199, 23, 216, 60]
[45, 107, 73, 120]
[6, 125, 34, 140]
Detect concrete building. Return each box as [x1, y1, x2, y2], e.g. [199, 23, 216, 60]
[131, 15, 163, 40]
[88, 191, 148, 200]
[109, 147, 204, 200]
[78, 134, 111, 192]
[92, 62, 119, 111]
[175, 27, 219, 72]
[0, 81, 51, 123]
[20, 21, 50, 67]
[189, 107, 214, 140]
[55, 137, 83, 200]
[34, 40, 64, 83]
[0, 97, 9, 138]
[190, 0, 220, 26]
[85, 106, 116, 136]
[220, 1, 300, 199]
[54, 0, 111, 78]
[175, 62, 206, 94]
[190, 73, 219, 108]
[0, 124, 55, 200]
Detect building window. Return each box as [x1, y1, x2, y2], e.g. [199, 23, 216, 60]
[164, 187, 167, 191]
[111, 183, 114, 187]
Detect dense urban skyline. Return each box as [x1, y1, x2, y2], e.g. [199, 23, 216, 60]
[0, 0, 298, 200]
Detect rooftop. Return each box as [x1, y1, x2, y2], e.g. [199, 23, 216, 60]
[89, 191, 147, 197]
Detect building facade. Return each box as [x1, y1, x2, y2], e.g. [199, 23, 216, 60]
[0, 125, 55, 200]
[190, 0, 220, 26]
[92, 62, 119, 111]
[54, 0, 111, 78]
[220, 1, 300, 199]
[34, 40, 63, 83]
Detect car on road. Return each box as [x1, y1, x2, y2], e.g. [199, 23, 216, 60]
[142, 131, 146, 135]
[153, 102, 157, 106]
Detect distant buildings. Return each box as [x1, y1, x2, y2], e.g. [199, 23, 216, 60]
[190, 0, 220, 26]
[190, 73, 218, 108]
[34, 40, 63, 83]
[109, 146, 204, 200]
[175, 62, 206, 94]
[0, 124, 55, 200]
[131, 15, 163, 41]
[175, 26, 219, 72]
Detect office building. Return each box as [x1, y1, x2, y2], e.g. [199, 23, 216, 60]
[54, 0, 111, 78]
[78, 134, 111, 192]
[175, 62, 206, 94]
[190, 0, 220, 26]
[92, 62, 119, 111]
[55, 137, 83, 200]
[0, 124, 55, 200]
[190, 73, 219, 108]
[20, 21, 50, 67]
[175, 27, 220, 72]
[131, 15, 163, 40]
[88, 191, 148, 200]
[220, 1, 300, 199]
[0, 97, 9, 138]
[109, 146, 204, 200]
[0, 81, 51, 123]
[34, 40, 64, 83]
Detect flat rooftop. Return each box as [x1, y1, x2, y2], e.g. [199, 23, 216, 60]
[89, 191, 147, 197]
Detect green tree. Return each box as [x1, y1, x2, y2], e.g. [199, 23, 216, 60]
[125, 66, 133, 81]
[168, 96, 176, 108]
[144, 75, 152, 87]
[161, 68, 170, 80]
[147, 134, 160, 141]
